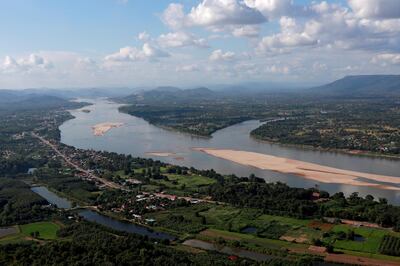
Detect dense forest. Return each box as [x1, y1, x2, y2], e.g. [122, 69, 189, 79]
[0, 178, 53, 226]
[0, 222, 247, 266]
[207, 179, 400, 228]
[251, 98, 400, 155]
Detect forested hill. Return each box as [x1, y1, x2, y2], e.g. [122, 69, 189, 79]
[309, 75, 400, 96]
[120, 87, 216, 104]
[0, 93, 86, 113]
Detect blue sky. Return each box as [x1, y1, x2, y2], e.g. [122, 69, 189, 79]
[1, 0, 399, 89]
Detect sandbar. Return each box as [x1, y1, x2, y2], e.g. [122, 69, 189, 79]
[194, 148, 400, 191]
[92, 122, 124, 136]
[146, 152, 176, 157]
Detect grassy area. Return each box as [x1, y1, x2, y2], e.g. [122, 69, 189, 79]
[336, 249, 400, 262]
[197, 206, 326, 244]
[254, 215, 310, 227]
[155, 174, 216, 191]
[20, 221, 60, 240]
[198, 228, 309, 251]
[0, 233, 26, 244]
[0, 221, 61, 244]
[145, 204, 210, 235]
[329, 225, 388, 253]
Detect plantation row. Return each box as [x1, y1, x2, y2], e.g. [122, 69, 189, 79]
[379, 235, 400, 256]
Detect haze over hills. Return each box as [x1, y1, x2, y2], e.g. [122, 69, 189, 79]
[0, 94, 84, 113]
[309, 75, 400, 96]
[119, 75, 400, 103]
[2, 75, 400, 105]
[0, 87, 141, 101]
[120, 86, 216, 104]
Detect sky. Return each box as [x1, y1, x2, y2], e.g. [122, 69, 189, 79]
[1, 0, 400, 89]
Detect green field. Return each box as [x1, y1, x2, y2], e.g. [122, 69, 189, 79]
[0, 222, 60, 244]
[197, 228, 309, 251]
[156, 174, 216, 190]
[20, 222, 60, 240]
[198, 206, 323, 243]
[200, 205, 260, 231]
[145, 204, 210, 234]
[253, 214, 311, 227]
[329, 225, 389, 253]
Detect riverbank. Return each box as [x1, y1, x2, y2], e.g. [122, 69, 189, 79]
[250, 134, 400, 160]
[194, 148, 400, 191]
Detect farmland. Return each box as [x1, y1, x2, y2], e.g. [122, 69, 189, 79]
[20, 221, 60, 240]
[0, 221, 60, 244]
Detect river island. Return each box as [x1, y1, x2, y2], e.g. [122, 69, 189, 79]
[92, 122, 124, 136]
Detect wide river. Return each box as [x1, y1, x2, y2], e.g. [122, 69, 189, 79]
[60, 99, 400, 204]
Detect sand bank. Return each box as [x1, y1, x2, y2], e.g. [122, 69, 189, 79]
[194, 148, 400, 191]
[145, 152, 176, 157]
[92, 122, 124, 136]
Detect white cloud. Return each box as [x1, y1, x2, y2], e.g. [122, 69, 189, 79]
[1, 54, 52, 73]
[161, 3, 186, 30]
[176, 64, 200, 72]
[187, 0, 266, 27]
[232, 25, 259, 38]
[244, 0, 296, 19]
[158, 32, 208, 48]
[1, 56, 19, 72]
[162, 0, 266, 32]
[372, 53, 400, 65]
[349, 0, 400, 19]
[105, 43, 169, 62]
[265, 65, 290, 74]
[257, 17, 318, 53]
[138, 31, 150, 41]
[209, 49, 235, 61]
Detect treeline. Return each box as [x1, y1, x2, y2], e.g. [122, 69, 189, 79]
[208, 181, 319, 218]
[0, 178, 52, 226]
[0, 222, 250, 266]
[207, 178, 400, 228]
[34, 167, 99, 204]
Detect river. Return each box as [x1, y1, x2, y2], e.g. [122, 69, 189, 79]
[60, 99, 400, 204]
[31, 186, 175, 240]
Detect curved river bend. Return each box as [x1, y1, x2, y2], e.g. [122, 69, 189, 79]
[60, 99, 400, 204]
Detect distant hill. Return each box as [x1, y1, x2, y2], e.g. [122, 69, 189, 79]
[0, 90, 31, 103]
[310, 75, 400, 96]
[121, 87, 216, 104]
[0, 94, 86, 112]
[0, 87, 139, 101]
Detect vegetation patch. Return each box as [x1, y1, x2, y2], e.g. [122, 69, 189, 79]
[327, 225, 387, 253]
[20, 221, 60, 240]
[146, 205, 209, 234]
[379, 235, 400, 256]
[156, 174, 216, 191]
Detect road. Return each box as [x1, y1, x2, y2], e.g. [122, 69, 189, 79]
[32, 133, 122, 190]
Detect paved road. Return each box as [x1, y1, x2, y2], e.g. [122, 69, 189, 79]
[32, 133, 122, 190]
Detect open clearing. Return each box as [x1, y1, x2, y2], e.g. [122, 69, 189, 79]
[0, 227, 18, 238]
[20, 222, 60, 240]
[330, 225, 390, 253]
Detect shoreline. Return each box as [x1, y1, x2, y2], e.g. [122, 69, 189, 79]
[249, 134, 400, 161]
[194, 148, 400, 191]
[116, 106, 399, 161]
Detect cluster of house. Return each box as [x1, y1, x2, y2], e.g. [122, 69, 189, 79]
[105, 192, 203, 225]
